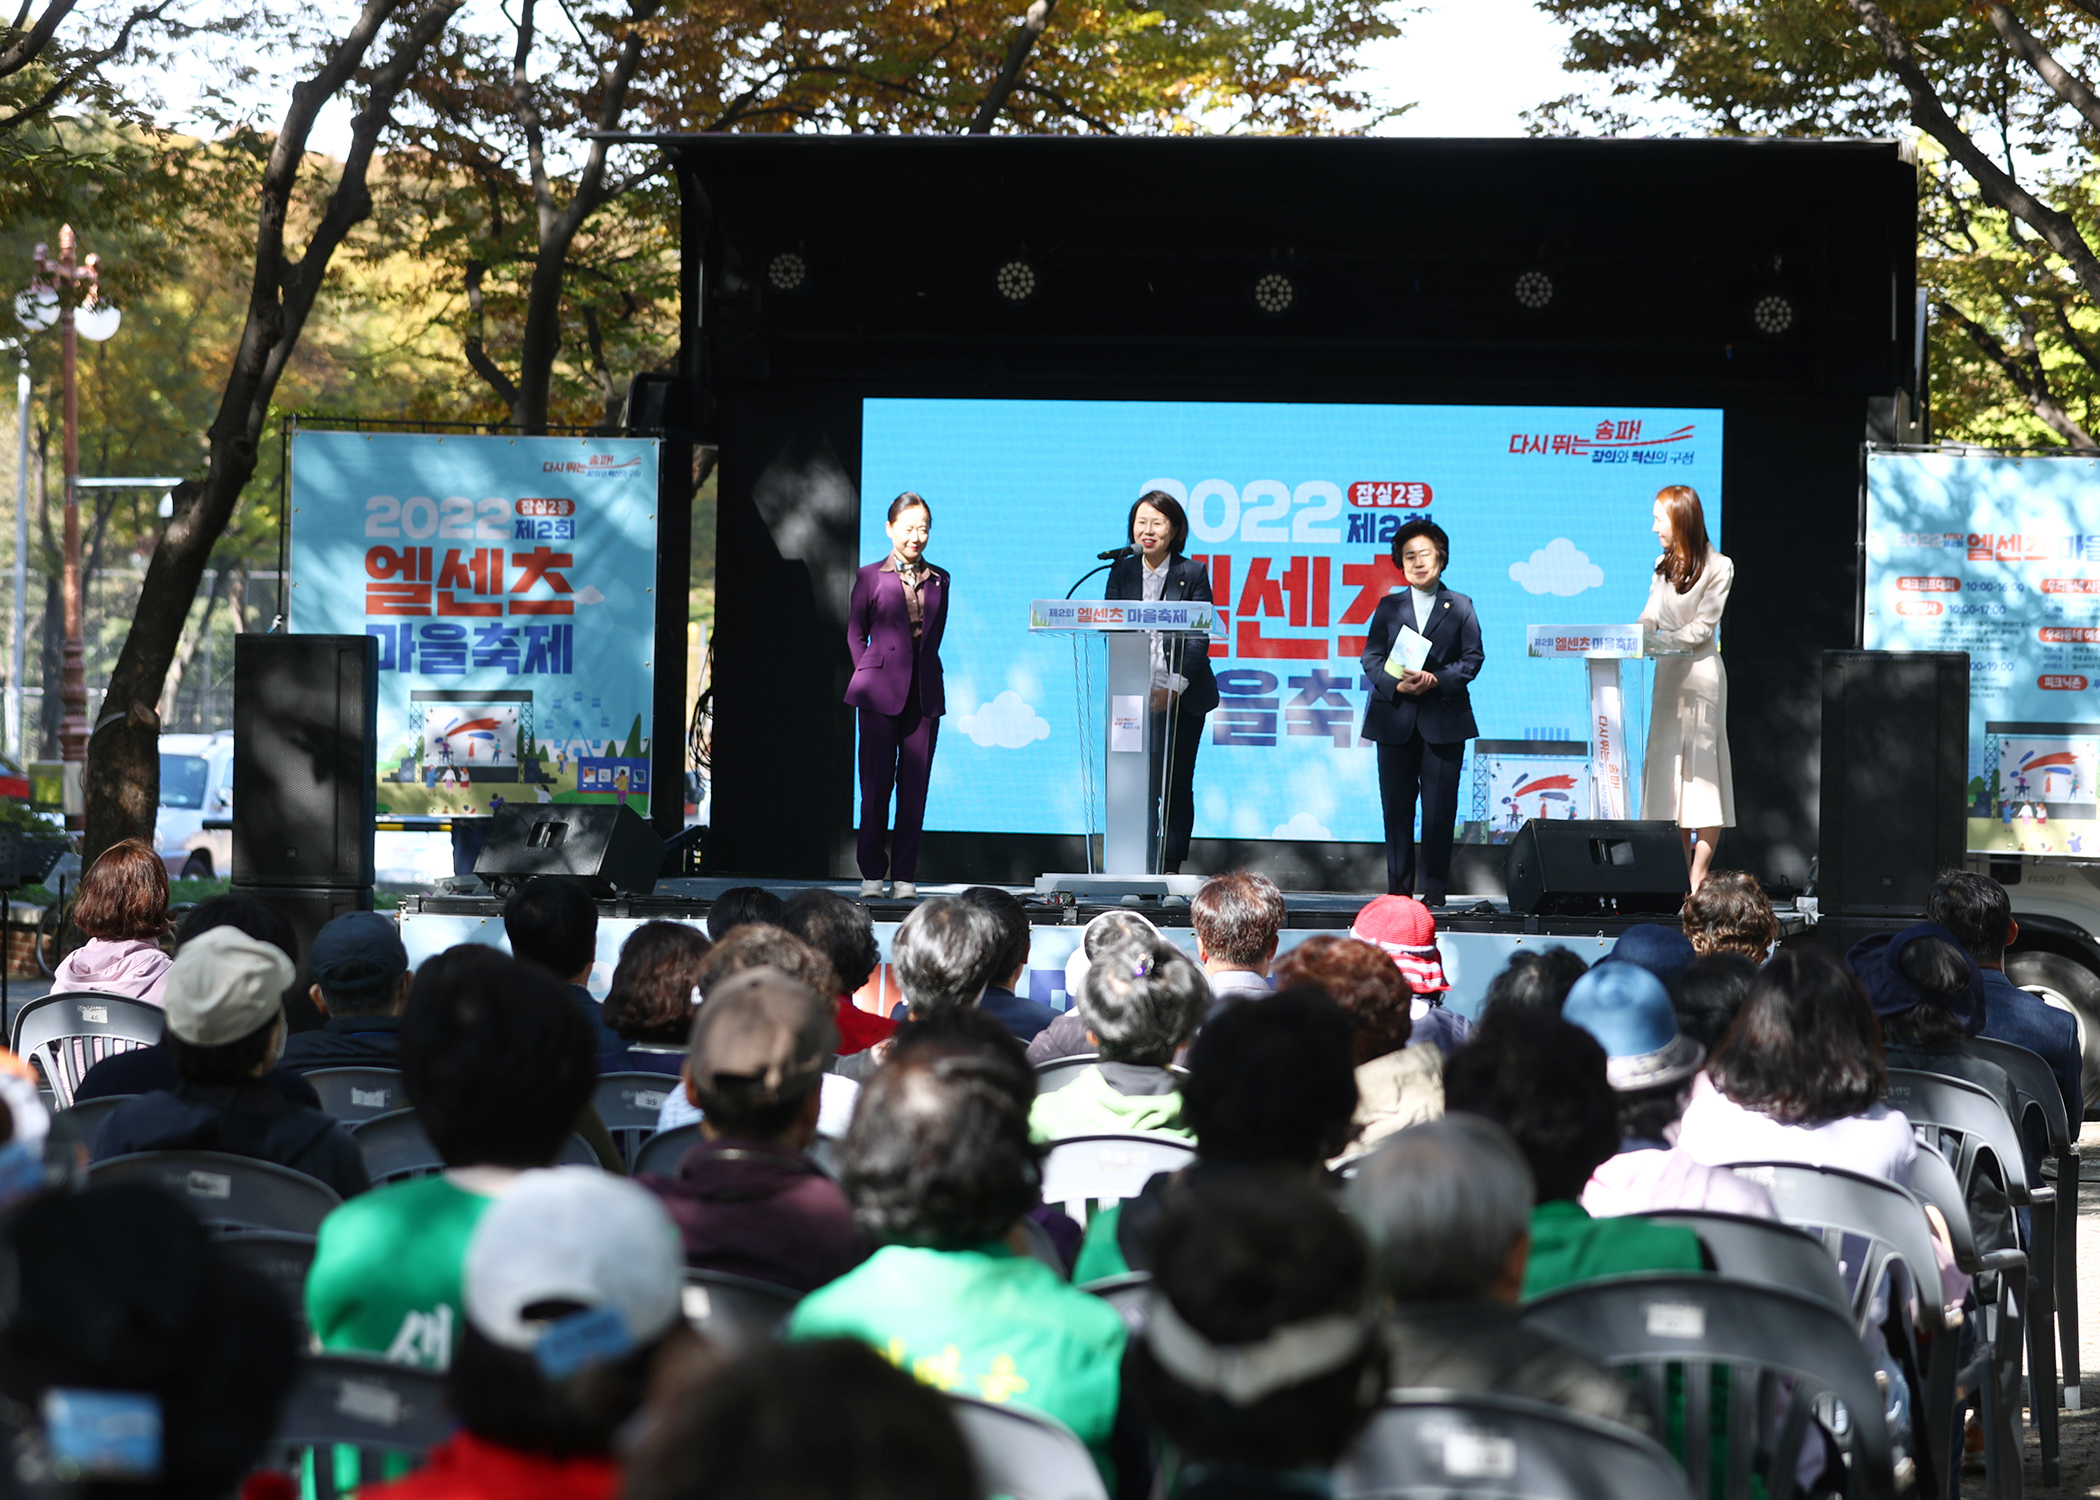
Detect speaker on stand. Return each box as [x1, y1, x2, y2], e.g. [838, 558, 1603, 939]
[1817, 650, 1967, 917]
[1504, 819, 1690, 918]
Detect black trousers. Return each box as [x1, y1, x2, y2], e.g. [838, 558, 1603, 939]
[1377, 734, 1466, 899]
[1148, 700, 1206, 865]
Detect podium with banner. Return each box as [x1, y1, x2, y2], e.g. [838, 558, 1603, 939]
[1525, 624, 1649, 820]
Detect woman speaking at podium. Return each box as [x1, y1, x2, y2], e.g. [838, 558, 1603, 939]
[1107, 491, 1218, 875]
[1639, 484, 1734, 894]
[846, 492, 947, 900]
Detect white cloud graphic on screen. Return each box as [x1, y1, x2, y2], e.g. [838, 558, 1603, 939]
[1272, 811, 1333, 840]
[956, 691, 1051, 749]
[1509, 539, 1604, 597]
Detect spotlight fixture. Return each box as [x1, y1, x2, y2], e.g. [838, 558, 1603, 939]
[1750, 291, 1796, 336]
[1251, 271, 1295, 316]
[1512, 268, 1555, 312]
[993, 258, 1039, 304]
[765, 251, 807, 294]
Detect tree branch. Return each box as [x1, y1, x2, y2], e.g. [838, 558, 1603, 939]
[0, 0, 175, 132]
[0, 0, 78, 82]
[971, 0, 1056, 133]
[1985, 4, 2100, 138]
[1009, 79, 1115, 133]
[1941, 297, 2099, 448]
[462, 260, 522, 414]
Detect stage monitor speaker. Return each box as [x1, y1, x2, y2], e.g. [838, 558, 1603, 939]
[233, 635, 377, 888]
[1505, 819, 1690, 917]
[1818, 650, 1967, 915]
[474, 803, 663, 897]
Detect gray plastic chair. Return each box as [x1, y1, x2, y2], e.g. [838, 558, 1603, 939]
[266, 1353, 450, 1500]
[946, 1392, 1108, 1500]
[1337, 1390, 1693, 1500]
[680, 1267, 802, 1352]
[1631, 1210, 1854, 1320]
[11, 991, 164, 1108]
[216, 1229, 318, 1334]
[1522, 1275, 1898, 1500]
[594, 1073, 682, 1169]
[303, 1067, 409, 1123]
[1078, 1270, 1152, 1336]
[1033, 1053, 1100, 1094]
[55, 1093, 134, 1149]
[1038, 1134, 1195, 1227]
[351, 1109, 598, 1184]
[89, 1150, 343, 1235]
[632, 1122, 700, 1177]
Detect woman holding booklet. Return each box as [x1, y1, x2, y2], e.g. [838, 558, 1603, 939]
[1359, 519, 1484, 906]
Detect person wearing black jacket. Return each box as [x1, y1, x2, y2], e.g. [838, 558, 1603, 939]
[1106, 491, 1219, 875]
[279, 910, 412, 1072]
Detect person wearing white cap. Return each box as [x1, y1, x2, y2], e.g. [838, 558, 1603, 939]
[1026, 909, 1162, 1066]
[357, 1168, 691, 1500]
[91, 925, 369, 1199]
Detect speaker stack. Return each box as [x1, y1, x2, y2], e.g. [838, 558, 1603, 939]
[1504, 819, 1690, 918]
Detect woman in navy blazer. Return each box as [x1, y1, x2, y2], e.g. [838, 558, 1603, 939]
[1359, 518, 1483, 904]
[1105, 491, 1219, 874]
[845, 492, 948, 898]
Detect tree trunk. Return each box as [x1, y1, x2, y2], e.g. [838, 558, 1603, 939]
[159, 567, 225, 728]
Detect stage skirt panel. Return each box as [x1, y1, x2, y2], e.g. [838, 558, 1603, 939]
[1640, 551, 1736, 829]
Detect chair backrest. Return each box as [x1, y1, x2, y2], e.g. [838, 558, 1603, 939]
[12, 991, 165, 1108]
[1078, 1271, 1152, 1336]
[1968, 1036, 2073, 1157]
[1903, 1143, 1984, 1275]
[1522, 1274, 1897, 1500]
[946, 1393, 1109, 1500]
[1337, 1391, 1693, 1500]
[351, 1109, 598, 1182]
[1726, 1161, 1954, 1335]
[1631, 1210, 1855, 1320]
[214, 1229, 318, 1332]
[55, 1093, 135, 1149]
[267, 1353, 450, 1500]
[595, 1073, 681, 1168]
[1033, 1053, 1101, 1095]
[89, 1151, 343, 1235]
[1885, 1069, 2026, 1210]
[1038, 1134, 1196, 1227]
[302, 1068, 410, 1123]
[633, 1122, 700, 1177]
[680, 1267, 802, 1352]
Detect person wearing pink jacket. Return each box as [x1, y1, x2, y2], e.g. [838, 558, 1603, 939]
[50, 837, 173, 1004]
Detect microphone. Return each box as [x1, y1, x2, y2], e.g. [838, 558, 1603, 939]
[1096, 545, 1138, 561]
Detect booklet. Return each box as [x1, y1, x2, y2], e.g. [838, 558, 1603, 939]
[1384, 625, 1432, 678]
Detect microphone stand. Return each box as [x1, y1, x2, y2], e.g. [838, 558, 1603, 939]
[1065, 562, 1115, 600]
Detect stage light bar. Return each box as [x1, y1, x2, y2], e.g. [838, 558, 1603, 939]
[1751, 291, 1795, 336]
[766, 251, 808, 293]
[994, 258, 1039, 304]
[1512, 268, 1555, 311]
[1252, 271, 1295, 316]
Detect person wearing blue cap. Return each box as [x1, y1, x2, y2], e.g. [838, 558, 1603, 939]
[1604, 923, 1696, 985]
[1560, 963, 1775, 1221]
[279, 911, 412, 1073]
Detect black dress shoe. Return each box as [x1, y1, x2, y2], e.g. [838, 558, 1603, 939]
[1162, 859, 1182, 875]
[1419, 890, 1447, 908]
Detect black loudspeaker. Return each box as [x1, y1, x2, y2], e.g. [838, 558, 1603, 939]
[228, 883, 374, 1033]
[233, 635, 378, 888]
[474, 803, 664, 897]
[1818, 651, 1968, 915]
[1504, 819, 1691, 917]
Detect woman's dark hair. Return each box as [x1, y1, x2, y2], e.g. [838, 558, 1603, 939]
[695, 924, 838, 1000]
[1926, 869, 2014, 965]
[449, 1310, 680, 1457]
[707, 885, 787, 942]
[400, 944, 599, 1167]
[1128, 490, 1190, 555]
[840, 1049, 1041, 1248]
[1681, 871, 1779, 959]
[623, 1340, 975, 1500]
[956, 885, 1032, 989]
[1443, 1013, 1619, 1203]
[71, 837, 170, 942]
[1617, 1080, 1695, 1145]
[1654, 484, 1712, 593]
[1668, 951, 1758, 1050]
[1391, 517, 1449, 572]
[1481, 946, 1590, 1018]
[888, 1005, 1036, 1114]
[886, 491, 931, 524]
[1078, 931, 1209, 1065]
[502, 876, 598, 980]
[1271, 934, 1411, 1064]
[1126, 1172, 1379, 1471]
[1881, 933, 1972, 1051]
[602, 921, 711, 1044]
[782, 887, 883, 995]
[175, 890, 294, 959]
[1706, 946, 1886, 1126]
[1183, 988, 1359, 1168]
[167, 1013, 281, 1087]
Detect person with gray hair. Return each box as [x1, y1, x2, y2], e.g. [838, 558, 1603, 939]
[1190, 870, 1284, 1015]
[891, 896, 1007, 1019]
[1028, 931, 1208, 1144]
[1028, 909, 1163, 1065]
[1347, 1116, 1652, 1434]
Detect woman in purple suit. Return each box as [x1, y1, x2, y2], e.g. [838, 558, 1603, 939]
[846, 493, 948, 899]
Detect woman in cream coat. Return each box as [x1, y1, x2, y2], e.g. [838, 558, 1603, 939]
[1639, 484, 1733, 892]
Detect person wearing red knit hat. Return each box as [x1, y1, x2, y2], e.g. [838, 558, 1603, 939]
[1348, 895, 1473, 1057]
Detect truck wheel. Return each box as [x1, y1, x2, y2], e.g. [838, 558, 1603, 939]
[179, 850, 212, 880]
[2005, 947, 2100, 1116]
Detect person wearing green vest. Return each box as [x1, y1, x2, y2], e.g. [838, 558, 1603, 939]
[1029, 930, 1208, 1146]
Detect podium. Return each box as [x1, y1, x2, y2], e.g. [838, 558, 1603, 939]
[1027, 597, 1216, 899]
[1524, 624, 1649, 819]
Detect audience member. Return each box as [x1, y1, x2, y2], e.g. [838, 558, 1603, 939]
[92, 926, 370, 1199]
[1681, 871, 1780, 960]
[1479, 945, 1590, 1018]
[1444, 1013, 1703, 1298]
[0, 1070, 50, 1214]
[1348, 895, 1471, 1055]
[1606, 923, 1697, 984]
[1029, 910, 1162, 1065]
[305, 944, 600, 1369]
[278, 910, 412, 1071]
[1929, 869, 2084, 1129]
[71, 893, 322, 1106]
[707, 885, 786, 940]
[621, 1340, 975, 1500]
[1668, 951, 1758, 1050]
[956, 885, 1057, 1041]
[360, 1169, 693, 1500]
[49, 836, 171, 1002]
[639, 966, 862, 1292]
[600, 920, 712, 1076]
[1348, 1115, 1652, 1433]
[1125, 1172, 1382, 1498]
[890, 896, 1005, 1020]
[504, 875, 623, 1058]
[788, 1044, 1130, 1477]
[1273, 933, 1441, 1150]
[782, 887, 897, 1053]
[0, 1184, 300, 1500]
[1029, 931, 1208, 1144]
[1558, 962, 1776, 1219]
[1189, 871, 1283, 1014]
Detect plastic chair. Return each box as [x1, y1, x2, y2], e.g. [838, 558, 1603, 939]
[1631, 1211, 1854, 1320]
[11, 991, 165, 1108]
[1337, 1389, 1693, 1500]
[1033, 1053, 1102, 1094]
[1078, 1270, 1152, 1336]
[1522, 1274, 1898, 1500]
[89, 1150, 343, 1235]
[595, 1073, 682, 1169]
[680, 1267, 802, 1352]
[265, 1353, 450, 1500]
[55, 1093, 135, 1149]
[303, 1067, 409, 1123]
[1038, 1134, 1195, 1227]
[216, 1229, 318, 1334]
[352, 1109, 598, 1184]
[945, 1392, 1109, 1500]
[632, 1122, 700, 1177]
